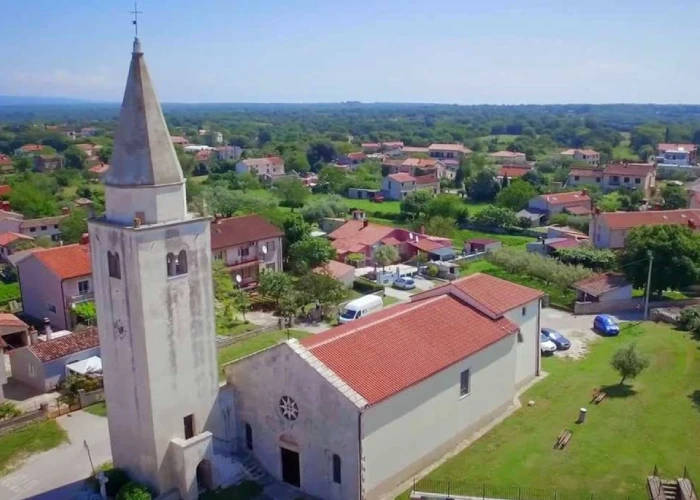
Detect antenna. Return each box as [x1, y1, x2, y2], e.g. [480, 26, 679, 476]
[130, 1, 143, 38]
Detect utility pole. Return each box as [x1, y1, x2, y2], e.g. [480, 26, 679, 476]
[643, 251, 654, 320]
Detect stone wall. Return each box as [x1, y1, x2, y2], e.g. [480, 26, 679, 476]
[574, 297, 700, 315]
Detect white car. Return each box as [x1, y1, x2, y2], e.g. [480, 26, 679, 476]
[540, 333, 557, 354]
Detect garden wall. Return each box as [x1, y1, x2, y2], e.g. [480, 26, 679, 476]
[574, 297, 700, 315]
[0, 407, 47, 436]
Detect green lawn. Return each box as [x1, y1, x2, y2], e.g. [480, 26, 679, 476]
[0, 420, 68, 475]
[383, 295, 400, 307]
[343, 197, 402, 214]
[613, 134, 640, 161]
[84, 401, 107, 417]
[453, 228, 535, 249]
[399, 322, 700, 499]
[218, 329, 310, 378]
[476, 135, 520, 151]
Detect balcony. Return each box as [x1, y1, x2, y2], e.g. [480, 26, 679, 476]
[67, 292, 94, 306]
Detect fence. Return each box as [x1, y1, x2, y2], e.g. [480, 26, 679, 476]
[0, 407, 47, 436]
[412, 479, 645, 500]
[215, 324, 279, 350]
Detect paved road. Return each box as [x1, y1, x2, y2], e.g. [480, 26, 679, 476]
[0, 411, 111, 500]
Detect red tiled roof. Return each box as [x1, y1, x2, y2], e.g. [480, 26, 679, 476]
[196, 150, 212, 161]
[347, 152, 367, 161]
[415, 174, 439, 185]
[564, 205, 593, 216]
[489, 151, 525, 158]
[569, 168, 602, 178]
[89, 163, 109, 174]
[573, 273, 630, 297]
[382, 141, 404, 148]
[361, 143, 380, 148]
[19, 144, 44, 152]
[597, 209, 700, 230]
[0, 313, 28, 328]
[538, 191, 591, 206]
[0, 232, 32, 246]
[210, 214, 283, 251]
[387, 173, 415, 183]
[28, 328, 99, 363]
[329, 221, 395, 253]
[402, 146, 430, 153]
[242, 156, 284, 167]
[428, 143, 471, 153]
[380, 236, 402, 246]
[408, 238, 443, 252]
[0, 155, 11, 166]
[658, 143, 697, 152]
[0, 185, 11, 196]
[31, 244, 91, 280]
[314, 260, 355, 280]
[403, 158, 438, 167]
[171, 136, 189, 144]
[498, 165, 532, 178]
[548, 238, 581, 250]
[603, 163, 654, 177]
[300, 293, 519, 405]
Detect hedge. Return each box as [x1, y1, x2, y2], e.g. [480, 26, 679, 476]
[353, 278, 384, 295]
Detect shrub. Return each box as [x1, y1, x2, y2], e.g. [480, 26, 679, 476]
[88, 467, 130, 497]
[116, 482, 152, 500]
[555, 245, 618, 271]
[471, 205, 518, 229]
[427, 264, 439, 278]
[0, 401, 22, 420]
[677, 307, 700, 333]
[353, 278, 384, 294]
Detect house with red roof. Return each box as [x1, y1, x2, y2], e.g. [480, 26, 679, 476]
[566, 168, 603, 189]
[601, 163, 656, 197]
[0, 231, 34, 263]
[17, 238, 93, 330]
[223, 273, 543, 500]
[9, 327, 99, 393]
[236, 156, 285, 178]
[487, 150, 527, 164]
[560, 148, 601, 166]
[573, 273, 632, 303]
[313, 260, 356, 288]
[428, 143, 472, 161]
[497, 164, 533, 181]
[527, 191, 592, 218]
[589, 209, 700, 249]
[656, 143, 697, 166]
[381, 172, 416, 200]
[361, 143, 381, 153]
[13, 144, 44, 155]
[0, 154, 12, 172]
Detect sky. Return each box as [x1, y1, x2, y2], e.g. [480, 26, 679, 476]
[0, 0, 698, 104]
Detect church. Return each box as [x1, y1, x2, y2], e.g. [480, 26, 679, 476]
[90, 33, 544, 500]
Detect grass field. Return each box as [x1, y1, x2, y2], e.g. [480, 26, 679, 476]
[613, 133, 640, 161]
[0, 282, 20, 306]
[452, 228, 535, 249]
[84, 401, 107, 417]
[217, 329, 310, 379]
[0, 420, 68, 475]
[399, 322, 700, 499]
[476, 135, 520, 151]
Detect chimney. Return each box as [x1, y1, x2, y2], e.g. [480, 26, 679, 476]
[214, 213, 223, 224]
[61, 206, 70, 215]
[420, 225, 425, 235]
[80, 233, 89, 245]
[1, 201, 10, 211]
[43, 318, 52, 341]
[594, 208, 600, 216]
[363, 219, 369, 229]
[581, 189, 588, 196]
[689, 220, 696, 229]
[29, 327, 38, 345]
[133, 217, 141, 228]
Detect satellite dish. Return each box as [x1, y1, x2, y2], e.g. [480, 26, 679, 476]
[261, 245, 268, 255]
[409, 233, 414, 240]
[415, 236, 420, 243]
[235, 274, 242, 284]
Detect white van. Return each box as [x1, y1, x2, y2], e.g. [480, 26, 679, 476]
[338, 294, 383, 324]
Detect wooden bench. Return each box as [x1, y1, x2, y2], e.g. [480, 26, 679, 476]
[591, 387, 607, 405]
[554, 429, 573, 450]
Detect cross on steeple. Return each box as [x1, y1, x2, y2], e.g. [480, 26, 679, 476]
[130, 1, 143, 38]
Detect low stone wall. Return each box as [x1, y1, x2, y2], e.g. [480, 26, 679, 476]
[0, 407, 47, 436]
[78, 388, 105, 408]
[574, 297, 700, 315]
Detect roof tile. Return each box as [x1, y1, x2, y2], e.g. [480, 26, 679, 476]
[210, 214, 282, 250]
[28, 328, 99, 363]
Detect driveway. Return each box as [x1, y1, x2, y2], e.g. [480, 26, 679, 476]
[539, 308, 638, 360]
[0, 411, 111, 500]
[384, 276, 437, 303]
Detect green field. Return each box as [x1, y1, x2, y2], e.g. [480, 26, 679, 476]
[84, 402, 107, 417]
[399, 322, 700, 499]
[476, 135, 520, 151]
[613, 133, 640, 161]
[0, 420, 68, 475]
[343, 197, 402, 214]
[0, 282, 21, 306]
[452, 228, 535, 249]
[217, 329, 310, 379]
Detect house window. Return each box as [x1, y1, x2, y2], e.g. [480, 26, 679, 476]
[30, 227, 36, 233]
[78, 280, 89, 294]
[595, 177, 601, 182]
[167, 251, 188, 277]
[108, 252, 121, 279]
[267, 240, 276, 251]
[522, 306, 527, 316]
[459, 369, 470, 397]
[48, 303, 57, 313]
[612, 176, 619, 182]
[624, 177, 630, 183]
[245, 423, 253, 450]
[51, 234, 60, 242]
[53, 224, 59, 229]
[28, 364, 36, 377]
[517, 331, 524, 343]
[635, 178, 641, 184]
[574, 176, 580, 181]
[241, 247, 250, 257]
[184, 414, 195, 439]
[332, 454, 342, 484]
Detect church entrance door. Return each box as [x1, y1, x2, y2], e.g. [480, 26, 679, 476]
[280, 447, 300, 487]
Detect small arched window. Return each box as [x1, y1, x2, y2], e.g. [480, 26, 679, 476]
[332, 454, 341, 484]
[107, 251, 121, 279]
[177, 250, 188, 275]
[245, 423, 253, 451]
[167, 251, 188, 277]
[166, 253, 177, 277]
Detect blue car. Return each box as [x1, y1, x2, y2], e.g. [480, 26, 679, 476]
[593, 315, 620, 336]
[541, 328, 571, 350]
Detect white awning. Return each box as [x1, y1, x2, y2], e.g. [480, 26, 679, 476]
[66, 356, 102, 375]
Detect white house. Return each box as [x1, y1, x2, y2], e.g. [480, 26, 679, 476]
[224, 273, 543, 500]
[381, 173, 416, 200]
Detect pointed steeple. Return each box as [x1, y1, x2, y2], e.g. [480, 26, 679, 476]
[105, 38, 184, 187]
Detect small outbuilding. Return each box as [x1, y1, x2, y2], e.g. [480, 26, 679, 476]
[572, 273, 633, 303]
[314, 260, 356, 288]
[0, 313, 30, 348]
[464, 238, 502, 254]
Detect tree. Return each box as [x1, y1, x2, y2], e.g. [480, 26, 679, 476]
[97, 145, 112, 163]
[295, 270, 348, 314]
[496, 179, 536, 211]
[289, 237, 336, 273]
[621, 225, 700, 297]
[472, 205, 518, 228]
[8, 183, 58, 218]
[597, 192, 622, 212]
[467, 167, 500, 202]
[400, 190, 433, 217]
[284, 150, 311, 174]
[116, 482, 152, 500]
[230, 288, 251, 323]
[275, 178, 309, 209]
[307, 141, 338, 169]
[59, 208, 89, 244]
[373, 245, 399, 272]
[259, 271, 293, 310]
[12, 156, 32, 173]
[610, 343, 650, 386]
[660, 184, 689, 210]
[422, 216, 456, 238]
[300, 195, 348, 223]
[426, 194, 469, 221]
[212, 260, 235, 304]
[73, 301, 97, 324]
[283, 216, 311, 247]
[64, 146, 87, 169]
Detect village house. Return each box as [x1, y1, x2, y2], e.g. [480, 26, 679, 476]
[210, 214, 284, 289]
[0, 231, 34, 263]
[497, 165, 533, 182]
[224, 273, 543, 500]
[34, 154, 64, 172]
[0, 313, 31, 349]
[17, 238, 93, 331]
[589, 209, 700, 249]
[560, 148, 601, 166]
[401, 146, 430, 156]
[313, 260, 356, 288]
[527, 191, 592, 218]
[566, 168, 603, 188]
[14, 144, 44, 155]
[381, 173, 416, 200]
[415, 173, 441, 194]
[170, 136, 190, 146]
[428, 143, 471, 161]
[9, 327, 100, 393]
[88, 163, 110, 178]
[0, 209, 68, 241]
[602, 163, 656, 197]
[337, 152, 367, 167]
[215, 146, 242, 161]
[236, 156, 285, 178]
[656, 143, 697, 167]
[361, 143, 381, 153]
[572, 272, 633, 304]
[487, 150, 528, 164]
[0, 154, 12, 172]
[80, 127, 98, 137]
[76, 143, 100, 157]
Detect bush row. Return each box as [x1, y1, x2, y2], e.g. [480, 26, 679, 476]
[353, 278, 384, 295]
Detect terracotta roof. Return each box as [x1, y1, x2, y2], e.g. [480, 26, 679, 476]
[381, 236, 402, 246]
[597, 209, 700, 230]
[28, 328, 99, 363]
[415, 174, 439, 185]
[382, 141, 404, 148]
[603, 163, 654, 177]
[329, 221, 395, 253]
[402, 146, 430, 154]
[0, 185, 11, 196]
[564, 205, 593, 216]
[538, 191, 591, 206]
[19, 144, 44, 152]
[300, 293, 519, 405]
[241, 156, 284, 167]
[314, 260, 355, 280]
[20, 214, 68, 229]
[89, 163, 110, 174]
[0, 313, 28, 328]
[569, 168, 602, 178]
[573, 273, 630, 297]
[0, 155, 11, 166]
[498, 165, 532, 178]
[361, 143, 381, 148]
[170, 136, 189, 144]
[210, 214, 283, 251]
[196, 150, 212, 161]
[428, 143, 471, 153]
[403, 158, 438, 167]
[0, 232, 33, 246]
[30, 243, 92, 280]
[347, 152, 367, 161]
[548, 238, 581, 250]
[387, 173, 416, 183]
[408, 239, 443, 252]
[489, 151, 526, 158]
[658, 143, 697, 152]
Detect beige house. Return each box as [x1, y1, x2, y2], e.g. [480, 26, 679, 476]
[560, 149, 601, 166]
[527, 191, 592, 218]
[17, 240, 93, 330]
[224, 273, 543, 500]
[0, 209, 68, 242]
[381, 173, 416, 200]
[487, 151, 527, 164]
[428, 143, 471, 160]
[236, 157, 285, 178]
[211, 214, 284, 288]
[314, 260, 356, 288]
[601, 163, 656, 197]
[567, 168, 603, 188]
[589, 209, 700, 249]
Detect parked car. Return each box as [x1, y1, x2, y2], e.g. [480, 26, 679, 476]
[541, 328, 571, 350]
[393, 277, 416, 290]
[593, 314, 620, 336]
[540, 333, 557, 354]
[338, 295, 383, 324]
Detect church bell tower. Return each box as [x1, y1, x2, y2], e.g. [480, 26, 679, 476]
[88, 37, 219, 500]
